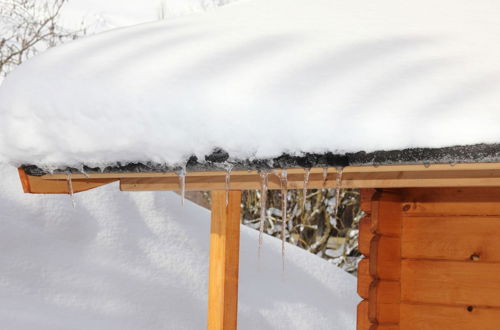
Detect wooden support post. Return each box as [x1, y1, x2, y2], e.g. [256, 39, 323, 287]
[208, 190, 241, 330]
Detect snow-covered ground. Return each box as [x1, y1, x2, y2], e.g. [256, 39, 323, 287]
[1, 0, 500, 168]
[0, 164, 357, 329]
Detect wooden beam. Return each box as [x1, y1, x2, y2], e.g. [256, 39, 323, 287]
[20, 162, 500, 194]
[400, 303, 500, 330]
[207, 191, 241, 330]
[401, 259, 500, 307]
[18, 168, 116, 194]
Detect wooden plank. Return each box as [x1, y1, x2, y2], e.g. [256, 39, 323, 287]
[402, 216, 500, 262]
[375, 326, 400, 330]
[370, 236, 401, 280]
[371, 191, 402, 236]
[360, 188, 377, 214]
[207, 191, 241, 330]
[120, 173, 500, 191]
[18, 168, 31, 193]
[22, 163, 500, 194]
[120, 172, 341, 191]
[401, 187, 500, 216]
[371, 281, 400, 304]
[401, 259, 500, 307]
[357, 300, 373, 330]
[19, 170, 117, 194]
[37, 162, 500, 180]
[376, 305, 400, 327]
[358, 258, 371, 299]
[369, 280, 400, 324]
[400, 303, 500, 330]
[358, 216, 373, 257]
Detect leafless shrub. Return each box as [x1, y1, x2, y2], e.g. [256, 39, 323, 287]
[242, 188, 363, 274]
[0, 0, 84, 76]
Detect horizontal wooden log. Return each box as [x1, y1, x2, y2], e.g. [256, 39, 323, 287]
[357, 300, 373, 330]
[371, 191, 402, 236]
[376, 302, 401, 329]
[375, 326, 400, 330]
[358, 216, 373, 257]
[402, 216, 500, 262]
[120, 170, 500, 191]
[358, 258, 371, 299]
[370, 236, 401, 280]
[369, 280, 400, 324]
[401, 187, 500, 216]
[401, 260, 500, 307]
[400, 303, 500, 330]
[370, 281, 400, 304]
[360, 188, 377, 214]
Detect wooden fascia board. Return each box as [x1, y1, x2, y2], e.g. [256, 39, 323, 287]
[19, 162, 500, 194]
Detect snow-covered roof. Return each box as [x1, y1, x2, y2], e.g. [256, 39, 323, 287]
[1, 0, 500, 169]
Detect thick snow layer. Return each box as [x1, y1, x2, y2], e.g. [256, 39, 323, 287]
[0, 163, 357, 329]
[2, 0, 500, 167]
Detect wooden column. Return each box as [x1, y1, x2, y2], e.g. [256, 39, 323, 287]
[208, 190, 241, 330]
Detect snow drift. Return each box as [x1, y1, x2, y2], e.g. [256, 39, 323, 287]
[1, 0, 500, 168]
[0, 164, 357, 329]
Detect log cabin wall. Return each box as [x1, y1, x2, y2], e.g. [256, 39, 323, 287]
[357, 188, 500, 330]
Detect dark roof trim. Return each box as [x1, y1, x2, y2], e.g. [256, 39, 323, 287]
[22, 143, 500, 176]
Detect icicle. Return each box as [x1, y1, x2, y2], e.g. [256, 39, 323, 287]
[224, 165, 233, 207]
[334, 166, 344, 217]
[322, 167, 328, 185]
[280, 169, 288, 271]
[178, 166, 186, 206]
[66, 173, 76, 209]
[258, 171, 268, 257]
[302, 168, 310, 208]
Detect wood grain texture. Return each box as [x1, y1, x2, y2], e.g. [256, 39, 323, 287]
[358, 258, 371, 299]
[371, 191, 402, 236]
[402, 216, 500, 261]
[360, 188, 377, 214]
[369, 280, 400, 324]
[401, 259, 500, 307]
[357, 300, 373, 330]
[359, 216, 373, 257]
[22, 163, 500, 194]
[20, 170, 116, 194]
[375, 326, 400, 330]
[400, 303, 500, 330]
[370, 236, 401, 280]
[207, 191, 241, 330]
[401, 187, 500, 216]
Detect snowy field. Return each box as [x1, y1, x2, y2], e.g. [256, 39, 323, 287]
[0, 164, 357, 329]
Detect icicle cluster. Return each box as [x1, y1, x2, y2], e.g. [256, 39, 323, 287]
[334, 166, 344, 216]
[322, 167, 328, 185]
[178, 166, 186, 206]
[66, 173, 76, 208]
[224, 165, 233, 207]
[279, 169, 288, 271]
[302, 168, 310, 208]
[258, 171, 268, 257]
